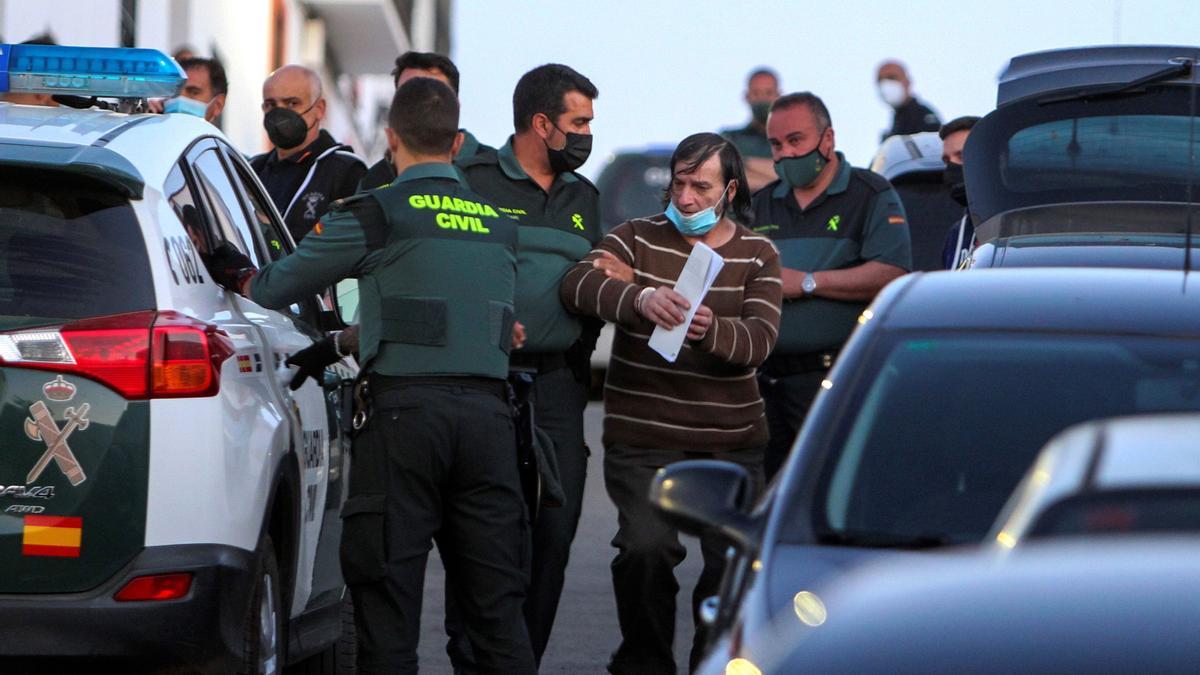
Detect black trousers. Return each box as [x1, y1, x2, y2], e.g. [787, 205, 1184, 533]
[761, 370, 828, 481]
[604, 443, 763, 675]
[342, 380, 535, 674]
[445, 366, 590, 667]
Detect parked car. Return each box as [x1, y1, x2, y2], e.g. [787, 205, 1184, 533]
[965, 45, 1200, 269]
[697, 537, 1200, 674]
[651, 267, 1200, 668]
[0, 45, 355, 673]
[989, 413, 1200, 550]
[868, 131, 962, 271]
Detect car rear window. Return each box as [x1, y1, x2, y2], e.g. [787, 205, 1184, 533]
[0, 170, 154, 328]
[803, 333, 1200, 546]
[1030, 490, 1200, 537]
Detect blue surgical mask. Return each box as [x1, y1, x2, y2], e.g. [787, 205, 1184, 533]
[164, 96, 210, 118]
[665, 183, 732, 237]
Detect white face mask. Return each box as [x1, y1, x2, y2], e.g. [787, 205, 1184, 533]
[878, 79, 907, 107]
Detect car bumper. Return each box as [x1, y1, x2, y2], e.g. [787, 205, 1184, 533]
[0, 543, 255, 672]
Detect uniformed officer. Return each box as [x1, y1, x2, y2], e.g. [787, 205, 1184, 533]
[358, 51, 493, 191]
[213, 78, 535, 674]
[719, 68, 782, 192]
[877, 60, 942, 139]
[753, 92, 912, 480]
[457, 63, 600, 664]
[251, 65, 367, 243]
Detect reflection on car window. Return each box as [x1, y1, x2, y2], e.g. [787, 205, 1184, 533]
[165, 164, 213, 257]
[1006, 115, 1200, 194]
[191, 149, 257, 263]
[810, 334, 1200, 545]
[220, 144, 289, 263]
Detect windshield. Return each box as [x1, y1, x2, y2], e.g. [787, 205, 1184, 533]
[794, 332, 1200, 547]
[966, 85, 1200, 230]
[0, 169, 154, 330]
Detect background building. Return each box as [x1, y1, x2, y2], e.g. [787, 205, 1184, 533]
[0, 0, 452, 160]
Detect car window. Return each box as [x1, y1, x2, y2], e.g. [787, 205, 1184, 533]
[190, 148, 259, 264]
[803, 333, 1200, 546]
[218, 143, 291, 263]
[1030, 490, 1200, 537]
[165, 163, 215, 258]
[595, 153, 671, 233]
[0, 168, 154, 328]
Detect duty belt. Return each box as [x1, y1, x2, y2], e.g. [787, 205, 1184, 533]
[763, 349, 839, 376]
[508, 352, 568, 374]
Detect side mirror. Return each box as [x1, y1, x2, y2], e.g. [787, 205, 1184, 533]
[649, 460, 760, 551]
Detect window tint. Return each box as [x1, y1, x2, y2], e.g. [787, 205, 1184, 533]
[807, 333, 1200, 545]
[165, 163, 215, 258]
[220, 143, 291, 263]
[0, 169, 154, 325]
[191, 149, 258, 263]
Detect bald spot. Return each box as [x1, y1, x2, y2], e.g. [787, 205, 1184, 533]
[876, 61, 909, 84]
[263, 64, 323, 106]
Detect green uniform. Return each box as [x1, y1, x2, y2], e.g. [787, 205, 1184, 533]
[720, 122, 772, 160]
[251, 162, 517, 379]
[458, 137, 601, 354]
[357, 129, 494, 192]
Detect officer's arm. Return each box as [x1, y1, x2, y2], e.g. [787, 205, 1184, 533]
[560, 221, 653, 331]
[800, 189, 911, 302]
[248, 206, 378, 309]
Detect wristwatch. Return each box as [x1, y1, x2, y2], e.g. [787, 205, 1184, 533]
[801, 272, 817, 296]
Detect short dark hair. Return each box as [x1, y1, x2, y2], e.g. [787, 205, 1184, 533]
[663, 132, 753, 226]
[179, 57, 228, 96]
[388, 77, 460, 155]
[939, 115, 981, 139]
[391, 51, 460, 93]
[747, 67, 779, 86]
[512, 64, 598, 132]
[771, 92, 833, 131]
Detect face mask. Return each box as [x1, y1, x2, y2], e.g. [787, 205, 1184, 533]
[878, 78, 907, 107]
[165, 96, 209, 118]
[544, 123, 592, 173]
[943, 162, 968, 206]
[750, 101, 771, 125]
[774, 137, 830, 189]
[263, 102, 316, 151]
[665, 183, 732, 237]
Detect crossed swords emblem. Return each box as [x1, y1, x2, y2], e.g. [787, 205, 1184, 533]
[24, 400, 89, 486]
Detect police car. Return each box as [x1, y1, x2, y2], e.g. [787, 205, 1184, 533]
[0, 44, 356, 673]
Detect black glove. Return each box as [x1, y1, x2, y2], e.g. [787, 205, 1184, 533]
[285, 335, 341, 390]
[204, 242, 256, 292]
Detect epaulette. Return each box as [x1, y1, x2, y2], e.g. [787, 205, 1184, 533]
[455, 149, 500, 171]
[571, 171, 600, 195]
[328, 192, 374, 213]
[853, 167, 895, 194]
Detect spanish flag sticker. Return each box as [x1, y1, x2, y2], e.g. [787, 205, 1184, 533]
[22, 515, 82, 558]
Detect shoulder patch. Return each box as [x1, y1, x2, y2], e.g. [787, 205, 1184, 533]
[853, 168, 894, 194]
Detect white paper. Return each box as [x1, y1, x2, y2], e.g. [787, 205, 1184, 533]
[649, 242, 725, 362]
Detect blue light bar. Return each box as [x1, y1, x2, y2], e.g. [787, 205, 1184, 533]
[0, 44, 184, 99]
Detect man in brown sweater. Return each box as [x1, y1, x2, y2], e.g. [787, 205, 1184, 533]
[561, 132, 782, 674]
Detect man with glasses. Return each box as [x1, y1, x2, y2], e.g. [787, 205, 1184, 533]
[250, 64, 367, 242]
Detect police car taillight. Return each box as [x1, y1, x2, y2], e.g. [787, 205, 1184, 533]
[114, 572, 193, 601]
[0, 311, 234, 399]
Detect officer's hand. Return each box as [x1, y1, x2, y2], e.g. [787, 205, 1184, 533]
[204, 242, 257, 294]
[146, 98, 166, 114]
[687, 304, 713, 341]
[511, 321, 527, 350]
[285, 335, 341, 390]
[639, 287, 689, 329]
[593, 251, 635, 284]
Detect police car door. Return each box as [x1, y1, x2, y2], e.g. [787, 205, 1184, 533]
[186, 140, 333, 615]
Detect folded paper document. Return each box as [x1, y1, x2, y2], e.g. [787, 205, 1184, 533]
[649, 242, 724, 362]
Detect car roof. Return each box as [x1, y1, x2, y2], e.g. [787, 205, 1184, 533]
[1056, 414, 1200, 489]
[997, 44, 1200, 106]
[867, 131, 944, 180]
[0, 102, 221, 196]
[762, 537, 1200, 673]
[881, 268, 1200, 335]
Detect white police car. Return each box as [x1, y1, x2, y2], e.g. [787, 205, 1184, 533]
[0, 44, 356, 673]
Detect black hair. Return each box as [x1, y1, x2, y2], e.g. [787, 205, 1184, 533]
[20, 33, 58, 45]
[391, 51, 460, 93]
[939, 116, 981, 140]
[663, 132, 753, 226]
[770, 91, 833, 131]
[747, 67, 780, 86]
[179, 57, 228, 96]
[512, 63, 598, 132]
[388, 77, 460, 155]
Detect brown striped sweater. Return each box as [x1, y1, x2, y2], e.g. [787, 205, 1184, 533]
[561, 214, 783, 452]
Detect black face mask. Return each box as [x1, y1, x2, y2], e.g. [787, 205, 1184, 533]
[263, 103, 315, 151]
[943, 162, 968, 207]
[544, 124, 592, 173]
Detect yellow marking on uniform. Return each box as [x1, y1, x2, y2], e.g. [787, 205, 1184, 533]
[436, 212, 491, 234]
[498, 206, 528, 216]
[409, 194, 500, 218]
